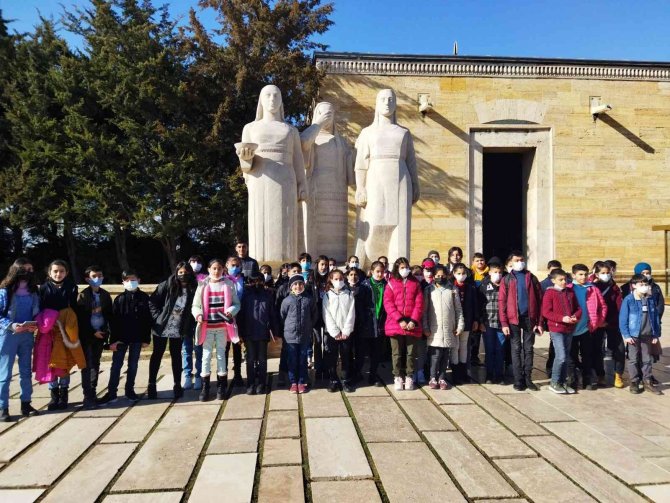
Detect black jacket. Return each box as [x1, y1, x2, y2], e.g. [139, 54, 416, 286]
[350, 282, 376, 338]
[76, 286, 113, 345]
[239, 256, 260, 283]
[39, 279, 78, 311]
[149, 280, 196, 338]
[110, 289, 152, 345]
[238, 285, 279, 341]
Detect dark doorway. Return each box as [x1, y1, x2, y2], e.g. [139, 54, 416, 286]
[482, 152, 524, 262]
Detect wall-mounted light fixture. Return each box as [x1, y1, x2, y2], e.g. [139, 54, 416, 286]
[590, 96, 612, 122]
[418, 93, 433, 116]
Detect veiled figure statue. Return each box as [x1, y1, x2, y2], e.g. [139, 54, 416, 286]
[354, 88, 420, 265]
[300, 102, 354, 260]
[236, 85, 308, 262]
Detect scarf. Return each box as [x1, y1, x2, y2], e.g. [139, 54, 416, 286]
[369, 278, 384, 319]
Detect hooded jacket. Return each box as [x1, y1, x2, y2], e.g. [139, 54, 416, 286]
[383, 276, 424, 337]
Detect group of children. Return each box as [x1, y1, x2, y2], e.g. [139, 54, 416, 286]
[0, 243, 664, 420]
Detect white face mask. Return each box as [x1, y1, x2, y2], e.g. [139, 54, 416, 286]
[454, 274, 467, 283]
[554, 284, 565, 291]
[431, 257, 439, 265]
[636, 284, 650, 295]
[512, 261, 525, 272]
[328, 265, 335, 272]
[123, 280, 139, 291]
[263, 273, 271, 282]
[643, 273, 652, 281]
[332, 279, 344, 290]
[490, 272, 502, 283]
[190, 262, 202, 273]
[349, 262, 359, 269]
[399, 268, 410, 278]
[598, 273, 611, 283]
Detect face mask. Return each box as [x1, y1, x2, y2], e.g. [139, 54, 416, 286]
[636, 284, 650, 295]
[124, 280, 139, 291]
[177, 274, 189, 282]
[318, 270, 327, 276]
[431, 258, 440, 265]
[332, 279, 344, 290]
[435, 277, 446, 285]
[399, 268, 410, 278]
[554, 284, 565, 291]
[263, 273, 271, 282]
[454, 274, 466, 283]
[598, 273, 611, 283]
[228, 266, 240, 276]
[512, 261, 525, 272]
[643, 273, 652, 281]
[328, 266, 335, 272]
[190, 262, 202, 273]
[414, 275, 423, 282]
[349, 262, 359, 269]
[490, 272, 502, 283]
[88, 277, 103, 287]
[301, 262, 311, 271]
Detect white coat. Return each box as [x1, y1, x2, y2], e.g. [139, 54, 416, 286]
[422, 284, 465, 348]
[322, 288, 356, 339]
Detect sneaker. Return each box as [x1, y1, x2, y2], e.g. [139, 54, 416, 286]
[328, 380, 340, 393]
[563, 384, 576, 394]
[513, 384, 526, 392]
[614, 372, 624, 389]
[290, 383, 298, 394]
[125, 390, 140, 402]
[255, 384, 266, 395]
[343, 382, 355, 393]
[584, 383, 596, 391]
[416, 370, 426, 384]
[183, 376, 193, 390]
[173, 385, 184, 399]
[651, 375, 660, 386]
[404, 376, 415, 391]
[193, 376, 203, 390]
[643, 380, 663, 395]
[549, 382, 567, 394]
[82, 396, 98, 410]
[485, 379, 494, 385]
[630, 381, 642, 394]
[394, 377, 404, 391]
[525, 380, 539, 391]
[428, 378, 438, 390]
[297, 383, 307, 394]
[374, 377, 385, 387]
[1, 409, 10, 422]
[439, 379, 450, 390]
[97, 393, 118, 406]
[597, 376, 606, 387]
[246, 386, 256, 395]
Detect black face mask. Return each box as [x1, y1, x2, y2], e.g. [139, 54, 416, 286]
[177, 274, 190, 282]
[17, 271, 33, 282]
[435, 277, 447, 285]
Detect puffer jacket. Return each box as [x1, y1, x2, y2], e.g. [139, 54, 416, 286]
[280, 292, 316, 345]
[422, 284, 464, 348]
[383, 277, 424, 337]
[322, 289, 356, 339]
[566, 283, 607, 332]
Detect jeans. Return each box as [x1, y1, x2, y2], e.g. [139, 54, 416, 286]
[202, 329, 227, 377]
[324, 335, 353, 383]
[628, 336, 653, 383]
[429, 346, 450, 381]
[470, 330, 482, 363]
[225, 340, 243, 377]
[549, 332, 572, 385]
[545, 339, 555, 377]
[483, 327, 505, 380]
[0, 331, 34, 409]
[286, 342, 310, 384]
[108, 342, 142, 396]
[415, 336, 427, 374]
[450, 331, 470, 364]
[509, 316, 535, 385]
[279, 339, 288, 373]
[354, 337, 383, 379]
[48, 375, 71, 390]
[245, 340, 268, 386]
[182, 335, 203, 379]
[605, 327, 625, 374]
[389, 335, 416, 378]
[568, 332, 588, 385]
[149, 336, 182, 386]
[81, 339, 105, 398]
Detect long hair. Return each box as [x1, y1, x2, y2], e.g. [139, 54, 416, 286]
[0, 259, 37, 293]
[391, 257, 411, 280]
[168, 261, 197, 297]
[314, 255, 330, 292]
[326, 269, 345, 291]
[255, 85, 285, 122]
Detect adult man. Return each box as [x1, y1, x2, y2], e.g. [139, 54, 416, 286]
[235, 240, 259, 282]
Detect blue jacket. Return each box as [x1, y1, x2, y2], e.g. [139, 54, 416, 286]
[0, 288, 40, 335]
[280, 292, 316, 345]
[619, 293, 661, 339]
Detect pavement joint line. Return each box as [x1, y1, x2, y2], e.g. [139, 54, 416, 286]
[297, 379, 312, 503]
[250, 372, 272, 502]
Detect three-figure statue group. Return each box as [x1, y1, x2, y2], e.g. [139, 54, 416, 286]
[236, 86, 421, 266]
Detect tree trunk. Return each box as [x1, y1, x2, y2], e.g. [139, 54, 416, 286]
[63, 221, 81, 283]
[11, 225, 22, 255]
[160, 235, 177, 272]
[113, 224, 131, 272]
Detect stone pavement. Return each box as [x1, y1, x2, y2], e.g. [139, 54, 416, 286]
[1, 337, 670, 502]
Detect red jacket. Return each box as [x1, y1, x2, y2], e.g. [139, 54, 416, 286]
[596, 281, 622, 329]
[566, 283, 608, 332]
[383, 276, 424, 337]
[498, 271, 543, 328]
[541, 287, 582, 334]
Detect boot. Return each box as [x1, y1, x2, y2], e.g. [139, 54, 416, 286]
[58, 388, 69, 410]
[614, 372, 624, 389]
[173, 384, 183, 400]
[449, 365, 461, 385]
[232, 372, 244, 387]
[47, 388, 60, 411]
[21, 401, 39, 417]
[199, 376, 211, 402]
[82, 393, 97, 410]
[1, 409, 9, 422]
[216, 375, 227, 400]
[147, 383, 158, 399]
[643, 379, 663, 396]
[459, 363, 471, 384]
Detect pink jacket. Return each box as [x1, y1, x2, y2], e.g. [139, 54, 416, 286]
[383, 277, 424, 337]
[192, 278, 240, 345]
[33, 309, 59, 384]
[567, 283, 608, 332]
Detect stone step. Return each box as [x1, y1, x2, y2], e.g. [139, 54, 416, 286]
[0, 412, 69, 462]
[221, 391, 266, 420]
[301, 387, 349, 417]
[265, 410, 300, 439]
[262, 438, 302, 466]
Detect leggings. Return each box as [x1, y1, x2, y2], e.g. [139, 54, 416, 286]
[149, 335, 182, 386]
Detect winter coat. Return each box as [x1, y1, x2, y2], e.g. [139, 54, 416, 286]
[595, 281, 623, 329]
[39, 279, 78, 311]
[566, 283, 607, 332]
[541, 287, 582, 334]
[619, 293, 661, 339]
[478, 277, 502, 330]
[0, 287, 40, 335]
[109, 289, 153, 345]
[366, 278, 387, 338]
[34, 309, 59, 383]
[149, 280, 196, 339]
[322, 289, 356, 339]
[274, 277, 321, 332]
[280, 293, 316, 345]
[49, 307, 86, 373]
[349, 282, 375, 339]
[239, 256, 260, 282]
[422, 284, 464, 348]
[622, 279, 664, 321]
[192, 277, 241, 345]
[383, 277, 424, 337]
[75, 287, 113, 345]
[451, 280, 478, 330]
[238, 285, 279, 342]
[498, 270, 543, 329]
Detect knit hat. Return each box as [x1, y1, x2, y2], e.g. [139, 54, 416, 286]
[634, 262, 652, 275]
[488, 256, 503, 267]
[289, 275, 305, 287]
[422, 258, 436, 270]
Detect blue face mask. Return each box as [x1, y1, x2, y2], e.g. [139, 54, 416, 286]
[123, 280, 139, 291]
[228, 266, 240, 276]
[301, 261, 311, 271]
[88, 277, 103, 287]
[302, 271, 310, 281]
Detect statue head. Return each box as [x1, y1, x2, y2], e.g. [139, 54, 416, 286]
[374, 89, 397, 125]
[312, 101, 335, 134]
[255, 85, 285, 121]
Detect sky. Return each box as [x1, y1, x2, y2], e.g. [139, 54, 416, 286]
[1, 0, 670, 62]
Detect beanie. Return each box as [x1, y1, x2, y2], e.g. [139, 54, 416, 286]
[289, 275, 305, 287]
[634, 262, 652, 275]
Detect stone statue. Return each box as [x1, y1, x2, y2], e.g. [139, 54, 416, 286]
[299, 102, 354, 260]
[354, 88, 420, 265]
[236, 85, 308, 262]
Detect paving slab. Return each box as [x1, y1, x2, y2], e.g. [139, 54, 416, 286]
[477, 500, 527, 503]
[103, 493, 182, 503]
[637, 484, 670, 502]
[43, 443, 137, 502]
[481, 382, 530, 395]
[424, 431, 518, 499]
[189, 453, 257, 503]
[113, 404, 218, 491]
[258, 465, 304, 503]
[208, 419, 262, 454]
[74, 402, 129, 418]
[442, 405, 535, 458]
[301, 388, 349, 417]
[499, 393, 574, 423]
[266, 410, 300, 439]
[525, 435, 647, 503]
[269, 388, 299, 410]
[397, 399, 456, 431]
[0, 412, 69, 462]
[101, 400, 171, 443]
[422, 385, 473, 404]
[460, 385, 547, 436]
[0, 417, 115, 487]
[262, 438, 302, 466]
[368, 442, 466, 502]
[495, 457, 595, 503]
[646, 436, 670, 451]
[544, 422, 670, 485]
[306, 417, 371, 480]
[221, 392, 266, 420]
[0, 489, 44, 502]
[345, 384, 389, 397]
[310, 480, 381, 503]
[347, 397, 419, 443]
[651, 457, 670, 472]
[388, 385, 429, 401]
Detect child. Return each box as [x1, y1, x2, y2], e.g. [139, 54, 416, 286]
[361, 261, 387, 386]
[446, 247, 463, 274]
[260, 264, 274, 288]
[76, 265, 113, 409]
[38, 259, 84, 410]
[274, 262, 302, 386]
[592, 261, 624, 388]
[322, 270, 356, 392]
[421, 258, 435, 289]
[470, 253, 489, 286]
[450, 263, 478, 383]
[427, 250, 441, 266]
[184, 256, 206, 390]
[276, 263, 290, 287]
[147, 262, 197, 400]
[468, 254, 487, 367]
[347, 255, 360, 271]
[224, 256, 245, 387]
[238, 274, 278, 395]
[423, 265, 464, 390]
[567, 264, 607, 391]
[0, 259, 40, 421]
[311, 255, 330, 380]
[540, 260, 563, 379]
[328, 258, 337, 273]
[280, 275, 316, 393]
[189, 255, 208, 283]
[348, 267, 375, 385]
[541, 269, 581, 394]
[383, 257, 424, 391]
[478, 263, 505, 384]
[377, 256, 391, 281]
[620, 274, 662, 395]
[192, 259, 241, 401]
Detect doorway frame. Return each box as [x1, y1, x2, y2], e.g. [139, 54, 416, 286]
[467, 125, 553, 273]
